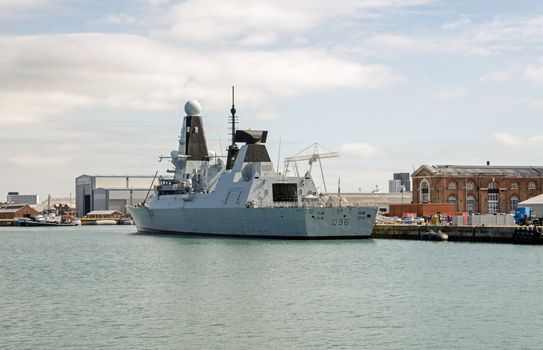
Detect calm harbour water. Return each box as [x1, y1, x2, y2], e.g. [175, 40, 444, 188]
[1, 225, 542, 350]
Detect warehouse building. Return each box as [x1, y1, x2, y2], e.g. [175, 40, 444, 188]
[0, 204, 40, 220]
[342, 192, 413, 214]
[412, 164, 543, 214]
[518, 194, 543, 218]
[75, 175, 155, 217]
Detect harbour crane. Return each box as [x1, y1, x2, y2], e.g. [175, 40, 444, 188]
[283, 143, 339, 194]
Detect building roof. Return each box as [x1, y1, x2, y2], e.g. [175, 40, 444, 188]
[519, 194, 543, 205]
[94, 187, 150, 191]
[1, 204, 25, 209]
[0, 208, 19, 214]
[77, 174, 155, 179]
[413, 165, 543, 177]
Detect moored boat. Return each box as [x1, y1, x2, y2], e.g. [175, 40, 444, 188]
[128, 91, 377, 238]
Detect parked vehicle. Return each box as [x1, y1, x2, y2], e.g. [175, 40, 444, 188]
[515, 207, 541, 226]
[402, 217, 415, 224]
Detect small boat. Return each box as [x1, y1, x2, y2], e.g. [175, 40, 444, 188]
[421, 229, 448, 241]
[17, 217, 38, 226]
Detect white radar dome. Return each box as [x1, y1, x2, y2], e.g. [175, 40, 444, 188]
[184, 100, 202, 116]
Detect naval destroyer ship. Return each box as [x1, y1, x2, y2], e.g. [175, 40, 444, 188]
[127, 92, 377, 238]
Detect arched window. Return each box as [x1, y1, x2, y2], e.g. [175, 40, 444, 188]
[448, 181, 457, 190]
[488, 182, 498, 190]
[511, 182, 519, 190]
[528, 181, 536, 190]
[448, 195, 457, 204]
[420, 179, 430, 203]
[466, 182, 475, 191]
[511, 196, 519, 211]
[466, 195, 475, 213]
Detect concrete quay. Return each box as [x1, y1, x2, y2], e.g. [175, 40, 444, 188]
[372, 224, 543, 244]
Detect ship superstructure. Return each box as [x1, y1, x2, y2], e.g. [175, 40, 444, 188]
[128, 94, 377, 238]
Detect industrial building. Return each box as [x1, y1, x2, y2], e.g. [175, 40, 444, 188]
[518, 194, 543, 218]
[75, 175, 155, 217]
[6, 192, 39, 204]
[412, 164, 543, 214]
[0, 204, 40, 221]
[342, 192, 412, 214]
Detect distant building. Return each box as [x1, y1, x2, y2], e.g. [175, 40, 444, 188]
[388, 179, 402, 193]
[6, 192, 39, 205]
[393, 173, 411, 192]
[0, 204, 40, 220]
[412, 164, 543, 214]
[75, 175, 156, 217]
[518, 194, 543, 218]
[84, 210, 123, 220]
[342, 192, 412, 214]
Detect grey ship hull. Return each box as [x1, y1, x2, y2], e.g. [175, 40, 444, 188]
[128, 206, 377, 238]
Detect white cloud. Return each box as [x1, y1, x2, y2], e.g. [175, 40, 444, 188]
[0, 33, 402, 126]
[8, 154, 67, 167]
[351, 15, 543, 57]
[155, 0, 433, 45]
[340, 143, 381, 157]
[493, 132, 543, 147]
[432, 87, 467, 100]
[519, 97, 543, 108]
[493, 133, 522, 146]
[524, 58, 543, 82]
[100, 13, 136, 25]
[480, 70, 512, 82]
[0, 0, 56, 17]
[239, 33, 280, 46]
[443, 16, 472, 30]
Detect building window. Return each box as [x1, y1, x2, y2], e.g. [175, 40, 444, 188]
[511, 196, 519, 211]
[466, 182, 475, 191]
[420, 179, 430, 203]
[511, 182, 519, 190]
[528, 182, 536, 190]
[448, 195, 457, 204]
[466, 195, 475, 213]
[448, 181, 457, 190]
[488, 182, 499, 214]
[488, 193, 499, 214]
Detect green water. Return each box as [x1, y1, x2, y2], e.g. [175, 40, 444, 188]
[1, 225, 542, 349]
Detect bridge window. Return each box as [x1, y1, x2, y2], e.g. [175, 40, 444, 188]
[272, 183, 298, 202]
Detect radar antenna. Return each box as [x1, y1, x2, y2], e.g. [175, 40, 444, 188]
[283, 143, 339, 194]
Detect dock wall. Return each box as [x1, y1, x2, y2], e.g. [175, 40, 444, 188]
[372, 224, 535, 244]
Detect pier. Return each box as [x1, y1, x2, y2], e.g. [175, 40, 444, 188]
[372, 224, 543, 244]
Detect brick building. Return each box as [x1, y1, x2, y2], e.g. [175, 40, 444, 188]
[412, 165, 543, 214]
[0, 204, 40, 220]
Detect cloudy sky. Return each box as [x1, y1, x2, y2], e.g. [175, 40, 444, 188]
[2, 0, 543, 199]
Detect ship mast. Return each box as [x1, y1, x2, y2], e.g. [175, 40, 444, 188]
[230, 86, 237, 146]
[226, 85, 239, 170]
